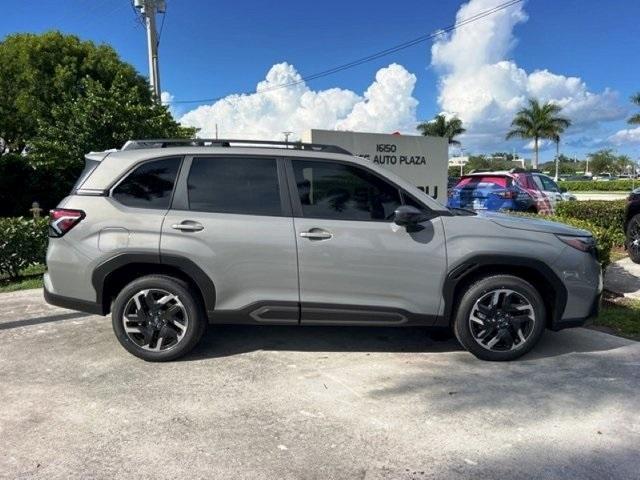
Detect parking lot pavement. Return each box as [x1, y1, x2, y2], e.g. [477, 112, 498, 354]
[1, 289, 639, 480]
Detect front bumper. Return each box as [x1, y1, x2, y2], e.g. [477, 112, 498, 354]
[550, 289, 602, 331]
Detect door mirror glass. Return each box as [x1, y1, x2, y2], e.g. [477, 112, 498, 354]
[559, 187, 567, 193]
[393, 206, 429, 227]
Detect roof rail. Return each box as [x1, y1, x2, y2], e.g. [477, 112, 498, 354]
[121, 138, 352, 155]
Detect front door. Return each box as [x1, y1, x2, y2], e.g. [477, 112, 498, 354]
[288, 158, 447, 325]
[161, 155, 299, 323]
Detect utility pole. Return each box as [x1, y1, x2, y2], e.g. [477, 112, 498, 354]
[283, 131, 293, 148]
[134, 0, 165, 103]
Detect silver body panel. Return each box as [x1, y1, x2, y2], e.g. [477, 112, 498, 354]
[45, 144, 602, 327]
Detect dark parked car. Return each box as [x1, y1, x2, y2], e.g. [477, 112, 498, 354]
[625, 187, 640, 263]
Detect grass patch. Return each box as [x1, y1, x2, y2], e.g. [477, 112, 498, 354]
[592, 297, 640, 339]
[0, 264, 45, 293]
[610, 247, 629, 263]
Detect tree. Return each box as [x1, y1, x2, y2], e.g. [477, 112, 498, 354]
[629, 92, 640, 125]
[587, 149, 618, 175]
[417, 114, 466, 146]
[30, 75, 195, 172]
[506, 99, 570, 169]
[0, 32, 196, 213]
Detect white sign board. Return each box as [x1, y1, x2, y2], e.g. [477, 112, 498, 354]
[303, 129, 448, 203]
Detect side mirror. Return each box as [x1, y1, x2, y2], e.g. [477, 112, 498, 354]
[394, 205, 430, 227]
[559, 187, 567, 193]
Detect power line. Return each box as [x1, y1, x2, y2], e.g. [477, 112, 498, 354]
[167, 0, 523, 105]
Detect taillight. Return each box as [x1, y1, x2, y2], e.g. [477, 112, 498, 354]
[49, 209, 85, 237]
[498, 190, 517, 199]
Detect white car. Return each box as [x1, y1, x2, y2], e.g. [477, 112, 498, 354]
[532, 173, 577, 205]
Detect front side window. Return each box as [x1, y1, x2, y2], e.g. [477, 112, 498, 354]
[187, 157, 282, 216]
[292, 160, 402, 221]
[112, 157, 181, 209]
[538, 175, 559, 192]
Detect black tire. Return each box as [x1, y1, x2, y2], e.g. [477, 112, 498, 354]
[627, 214, 640, 264]
[453, 275, 546, 361]
[112, 275, 207, 361]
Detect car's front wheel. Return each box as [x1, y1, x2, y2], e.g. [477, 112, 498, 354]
[627, 214, 640, 264]
[453, 275, 546, 361]
[112, 275, 207, 361]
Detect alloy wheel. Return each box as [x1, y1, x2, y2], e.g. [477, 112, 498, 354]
[122, 289, 189, 352]
[468, 288, 536, 352]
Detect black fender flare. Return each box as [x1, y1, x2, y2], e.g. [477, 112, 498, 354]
[439, 254, 567, 327]
[92, 252, 216, 314]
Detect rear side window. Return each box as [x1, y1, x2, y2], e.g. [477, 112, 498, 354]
[112, 157, 181, 209]
[187, 157, 282, 216]
[456, 176, 511, 188]
[291, 160, 402, 221]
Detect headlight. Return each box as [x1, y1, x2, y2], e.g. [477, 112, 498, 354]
[556, 234, 596, 253]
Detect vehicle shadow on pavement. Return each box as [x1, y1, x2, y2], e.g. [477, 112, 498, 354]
[182, 325, 633, 361]
[0, 312, 91, 331]
[183, 325, 464, 360]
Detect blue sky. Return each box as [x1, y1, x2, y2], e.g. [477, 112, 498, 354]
[2, 0, 639, 161]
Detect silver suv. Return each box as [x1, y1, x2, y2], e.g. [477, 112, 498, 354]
[44, 139, 602, 362]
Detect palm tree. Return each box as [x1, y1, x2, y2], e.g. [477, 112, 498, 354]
[417, 114, 466, 146]
[628, 92, 640, 125]
[506, 99, 570, 169]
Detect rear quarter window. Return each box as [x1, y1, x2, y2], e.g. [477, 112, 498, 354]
[112, 157, 181, 209]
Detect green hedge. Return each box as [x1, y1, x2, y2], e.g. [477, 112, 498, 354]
[555, 200, 627, 235]
[549, 199, 628, 268]
[561, 180, 637, 192]
[0, 217, 48, 280]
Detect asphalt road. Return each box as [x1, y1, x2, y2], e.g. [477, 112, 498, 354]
[1, 289, 639, 480]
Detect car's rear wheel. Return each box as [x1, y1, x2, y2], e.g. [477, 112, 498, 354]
[627, 214, 640, 264]
[112, 275, 207, 361]
[453, 275, 546, 361]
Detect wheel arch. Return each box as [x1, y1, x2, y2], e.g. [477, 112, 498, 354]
[441, 255, 567, 329]
[92, 253, 216, 315]
[624, 202, 640, 233]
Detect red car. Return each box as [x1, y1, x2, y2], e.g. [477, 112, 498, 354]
[448, 170, 553, 214]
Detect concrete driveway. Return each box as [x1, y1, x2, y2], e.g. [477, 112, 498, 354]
[1, 289, 639, 480]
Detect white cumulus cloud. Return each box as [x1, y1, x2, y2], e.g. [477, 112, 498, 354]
[431, 0, 625, 150]
[608, 126, 640, 145]
[179, 63, 418, 140]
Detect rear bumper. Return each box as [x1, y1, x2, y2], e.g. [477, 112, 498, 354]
[43, 278, 105, 316]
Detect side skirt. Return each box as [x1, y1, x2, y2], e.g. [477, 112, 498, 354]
[207, 301, 437, 327]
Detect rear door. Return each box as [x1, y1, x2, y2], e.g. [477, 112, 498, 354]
[161, 155, 299, 322]
[287, 158, 447, 325]
[535, 174, 563, 205]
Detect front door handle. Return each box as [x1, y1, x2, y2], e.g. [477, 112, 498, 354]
[300, 229, 333, 240]
[171, 221, 204, 232]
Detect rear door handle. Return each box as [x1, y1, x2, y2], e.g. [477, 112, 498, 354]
[300, 229, 333, 240]
[171, 221, 204, 232]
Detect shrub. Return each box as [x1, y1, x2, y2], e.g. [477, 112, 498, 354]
[561, 180, 637, 192]
[0, 217, 48, 280]
[555, 200, 627, 233]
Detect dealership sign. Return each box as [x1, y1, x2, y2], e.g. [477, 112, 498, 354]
[303, 129, 448, 203]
